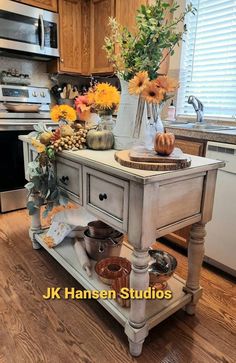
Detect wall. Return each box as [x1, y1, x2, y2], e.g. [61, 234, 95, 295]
[0, 56, 51, 88]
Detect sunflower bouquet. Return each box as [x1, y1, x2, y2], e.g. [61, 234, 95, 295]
[87, 82, 120, 116]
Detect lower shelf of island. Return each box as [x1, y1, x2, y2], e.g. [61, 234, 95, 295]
[35, 232, 192, 330]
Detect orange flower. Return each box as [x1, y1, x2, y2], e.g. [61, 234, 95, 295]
[129, 71, 149, 95]
[155, 76, 179, 93]
[87, 83, 120, 112]
[50, 105, 77, 123]
[142, 81, 165, 104]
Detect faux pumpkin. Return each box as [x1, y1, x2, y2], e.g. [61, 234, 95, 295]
[86, 129, 114, 150]
[154, 132, 175, 156]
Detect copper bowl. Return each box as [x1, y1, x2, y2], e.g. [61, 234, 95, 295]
[87, 220, 113, 238]
[95, 257, 131, 285]
[111, 273, 131, 308]
[148, 249, 177, 289]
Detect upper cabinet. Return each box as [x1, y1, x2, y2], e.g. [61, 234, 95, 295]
[58, 0, 82, 73]
[90, 0, 115, 74]
[17, 0, 58, 12]
[116, 0, 148, 33]
[48, 0, 83, 74]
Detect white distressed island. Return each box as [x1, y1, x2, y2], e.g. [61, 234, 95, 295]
[20, 136, 224, 356]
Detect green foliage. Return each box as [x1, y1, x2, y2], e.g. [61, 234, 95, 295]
[25, 154, 68, 217]
[103, 0, 196, 80]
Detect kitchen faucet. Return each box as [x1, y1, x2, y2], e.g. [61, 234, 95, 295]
[188, 95, 204, 123]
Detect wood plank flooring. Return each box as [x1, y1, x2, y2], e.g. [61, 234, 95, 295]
[0, 210, 235, 363]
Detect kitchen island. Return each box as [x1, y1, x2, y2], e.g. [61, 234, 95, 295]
[20, 136, 224, 356]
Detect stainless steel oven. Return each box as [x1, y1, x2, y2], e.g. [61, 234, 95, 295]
[0, 0, 59, 58]
[0, 85, 54, 213]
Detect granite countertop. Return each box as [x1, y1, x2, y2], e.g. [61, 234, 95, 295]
[164, 122, 236, 144]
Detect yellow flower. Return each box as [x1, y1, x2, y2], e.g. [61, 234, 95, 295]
[87, 83, 120, 111]
[155, 76, 179, 93]
[129, 71, 149, 95]
[142, 81, 165, 104]
[50, 105, 77, 123]
[31, 139, 46, 153]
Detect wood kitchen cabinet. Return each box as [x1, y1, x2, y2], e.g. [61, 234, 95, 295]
[90, 0, 115, 74]
[165, 137, 207, 248]
[48, 0, 83, 74]
[90, 0, 148, 74]
[16, 0, 58, 12]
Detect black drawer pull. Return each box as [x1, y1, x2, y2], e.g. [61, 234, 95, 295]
[99, 193, 107, 201]
[60, 176, 69, 185]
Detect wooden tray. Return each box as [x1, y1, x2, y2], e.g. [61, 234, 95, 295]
[129, 147, 187, 163]
[115, 150, 191, 171]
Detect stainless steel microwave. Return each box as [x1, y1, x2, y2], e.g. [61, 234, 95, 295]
[0, 0, 59, 58]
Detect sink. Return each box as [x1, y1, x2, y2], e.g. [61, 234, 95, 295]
[165, 122, 236, 131]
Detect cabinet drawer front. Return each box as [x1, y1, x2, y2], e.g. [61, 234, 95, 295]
[83, 167, 129, 231]
[56, 158, 82, 204]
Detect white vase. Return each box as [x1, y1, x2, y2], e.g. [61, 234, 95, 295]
[113, 78, 148, 150]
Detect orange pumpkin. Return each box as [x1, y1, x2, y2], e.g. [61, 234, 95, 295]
[154, 132, 175, 156]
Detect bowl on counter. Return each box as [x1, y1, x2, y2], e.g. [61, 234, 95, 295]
[148, 249, 177, 289]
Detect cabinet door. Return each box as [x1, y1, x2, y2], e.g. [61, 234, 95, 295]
[58, 0, 82, 74]
[116, 0, 147, 33]
[90, 0, 115, 74]
[17, 0, 58, 12]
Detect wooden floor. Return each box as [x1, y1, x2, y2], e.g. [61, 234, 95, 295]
[0, 210, 235, 363]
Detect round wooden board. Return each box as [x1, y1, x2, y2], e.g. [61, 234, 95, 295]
[114, 150, 191, 171]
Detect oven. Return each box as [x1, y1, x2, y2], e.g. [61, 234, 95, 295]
[0, 85, 54, 212]
[0, 0, 59, 58]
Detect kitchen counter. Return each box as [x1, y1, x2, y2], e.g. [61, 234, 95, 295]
[164, 123, 236, 145]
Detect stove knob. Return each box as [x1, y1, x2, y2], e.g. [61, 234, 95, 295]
[32, 91, 38, 97]
[40, 91, 45, 97]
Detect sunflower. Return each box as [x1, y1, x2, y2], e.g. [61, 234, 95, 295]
[129, 71, 149, 95]
[155, 76, 179, 93]
[50, 105, 77, 123]
[142, 81, 165, 104]
[31, 139, 46, 153]
[87, 83, 120, 112]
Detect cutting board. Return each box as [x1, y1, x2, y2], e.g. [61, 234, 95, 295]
[114, 149, 191, 171]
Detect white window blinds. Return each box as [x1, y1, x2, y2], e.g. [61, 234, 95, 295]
[177, 0, 236, 119]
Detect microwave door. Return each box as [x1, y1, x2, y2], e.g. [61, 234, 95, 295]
[0, 0, 59, 57]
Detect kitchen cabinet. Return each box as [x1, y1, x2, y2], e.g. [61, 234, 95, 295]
[17, 0, 58, 12]
[90, 0, 115, 74]
[165, 137, 207, 247]
[90, 0, 148, 74]
[48, 0, 83, 74]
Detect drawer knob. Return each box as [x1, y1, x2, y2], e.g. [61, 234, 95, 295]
[60, 176, 69, 185]
[99, 193, 107, 201]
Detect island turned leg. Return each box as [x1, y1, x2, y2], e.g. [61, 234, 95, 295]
[125, 248, 149, 357]
[29, 193, 42, 250]
[184, 222, 206, 315]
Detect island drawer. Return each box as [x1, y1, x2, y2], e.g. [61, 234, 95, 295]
[83, 167, 129, 231]
[56, 157, 82, 205]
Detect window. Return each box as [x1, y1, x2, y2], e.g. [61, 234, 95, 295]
[177, 0, 236, 119]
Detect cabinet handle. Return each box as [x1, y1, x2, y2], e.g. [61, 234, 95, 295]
[99, 193, 107, 201]
[60, 58, 64, 63]
[60, 176, 69, 185]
